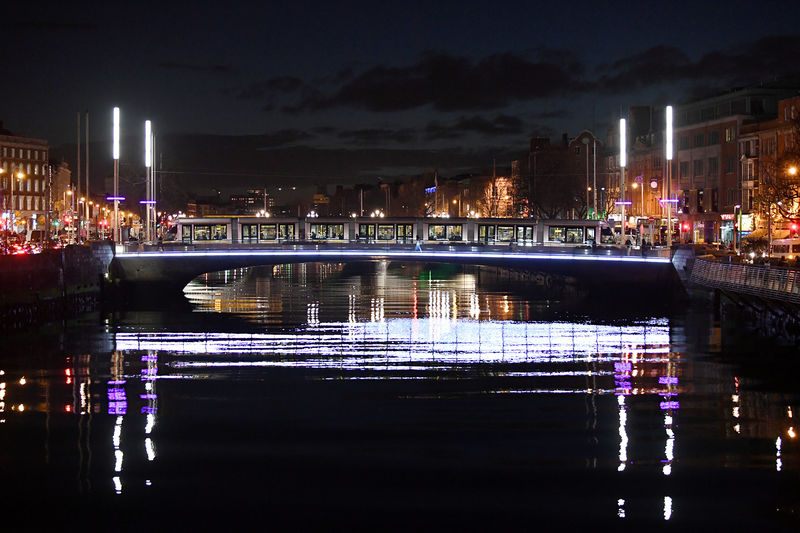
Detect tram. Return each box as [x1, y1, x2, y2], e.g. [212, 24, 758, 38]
[175, 216, 610, 247]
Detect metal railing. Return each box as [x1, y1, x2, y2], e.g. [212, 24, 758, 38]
[690, 257, 800, 305]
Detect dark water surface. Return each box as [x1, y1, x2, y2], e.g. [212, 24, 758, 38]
[2, 262, 799, 530]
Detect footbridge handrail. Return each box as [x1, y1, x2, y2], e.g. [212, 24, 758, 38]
[690, 257, 800, 305]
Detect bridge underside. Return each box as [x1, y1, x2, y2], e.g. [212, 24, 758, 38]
[110, 249, 682, 300]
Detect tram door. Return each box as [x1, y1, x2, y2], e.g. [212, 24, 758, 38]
[397, 224, 413, 242]
[278, 224, 295, 241]
[478, 225, 495, 243]
[516, 226, 533, 243]
[241, 224, 258, 243]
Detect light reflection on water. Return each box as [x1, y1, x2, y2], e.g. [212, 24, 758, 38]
[0, 262, 798, 527]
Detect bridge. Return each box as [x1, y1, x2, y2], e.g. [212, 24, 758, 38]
[110, 242, 681, 298]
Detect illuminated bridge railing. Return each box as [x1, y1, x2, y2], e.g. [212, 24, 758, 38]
[690, 257, 800, 305]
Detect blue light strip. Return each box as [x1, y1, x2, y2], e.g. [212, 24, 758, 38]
[117, 249, 671, 264]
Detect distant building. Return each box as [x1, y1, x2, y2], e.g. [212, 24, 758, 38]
[673, 87, 797, 243]
[0, 122, 50, 234]
[230, 189, 274, 214]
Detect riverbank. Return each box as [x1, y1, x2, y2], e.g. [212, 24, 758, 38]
[0, 242, 113, 330]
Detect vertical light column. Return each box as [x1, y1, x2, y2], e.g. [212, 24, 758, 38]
[620, 118, 627, 244]
[113, 107, 120, 242]
[666, 105, 673, 247]
[145, 120, 152, 242]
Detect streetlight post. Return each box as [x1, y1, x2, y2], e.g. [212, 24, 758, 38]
[8, 171, 26, 236]
[113, 107, 120, 243]
[665, 106, 674, 248]
[733, 204, 741, 254]
[619, 119, 627, 244]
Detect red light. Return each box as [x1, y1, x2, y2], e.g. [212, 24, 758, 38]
[65, 405, 72, 412]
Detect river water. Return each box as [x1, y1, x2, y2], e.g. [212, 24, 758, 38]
[2, 262, 799, 529]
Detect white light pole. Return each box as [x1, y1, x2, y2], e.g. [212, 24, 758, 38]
[619, 118, 627, 244]
[734, 203, 741, 254]
[113, 107, 120, 242]
[666, 105, 673, 247]
[582, 136, 590, 218]
[145, 120, 152, 242]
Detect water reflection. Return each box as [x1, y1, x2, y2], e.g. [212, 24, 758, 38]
[0, 262, 798, 527]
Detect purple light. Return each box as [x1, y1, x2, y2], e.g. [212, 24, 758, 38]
[615, 362, 632, 372]
[660, 401, 680, 410]
[139, 200, 156, 204]
[141, 355, 158, 362]
[106, 196, 126, 201]
[107, 380, 126, 385]
[141, 406, 157, 414]
[615, 201, 632, 205]
[107, 388, 127, 401]
[659, 376, 679, 385]
[108, 401, 127, 415]
[140, 394, 157, 400]
[659, 199, 679, 204]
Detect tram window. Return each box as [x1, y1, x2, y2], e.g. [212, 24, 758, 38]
[565, 227, 583, 243]
[359, 224, 376, 240]
[793, 244, 800, 253]
[447, 224, 462, 241]
[309, 223, 327, 239]
[182, 225, 192, 243]
[586, 227, 596, 241]
[774, 245, 789, 254]
[377, 224, 395, 240]
[212, 225, 228, 240]
[278, 224, 294, 240]
[260, 224, 277, 240]
[516, 226, 533, 242]
[397, 224, 413, 241]
[496, 226, 514, 242]
[428, 225, 446, 240]
[194, 225, 211, 241]
[548, 226, 565, 242]
[328, 224, 344, 239]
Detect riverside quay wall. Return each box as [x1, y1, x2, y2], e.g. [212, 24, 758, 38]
[0, 242, 114, 330]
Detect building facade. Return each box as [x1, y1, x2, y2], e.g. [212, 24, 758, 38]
[673, 87, 797, 244]
[0, 124, 50, 235]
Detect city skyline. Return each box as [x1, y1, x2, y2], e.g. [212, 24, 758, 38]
[4, 0, 800, 190]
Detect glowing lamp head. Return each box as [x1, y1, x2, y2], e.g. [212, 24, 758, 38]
[113, 107, 120, 160]
[145, 120, 152, 168]
[666, 105, 673, 161]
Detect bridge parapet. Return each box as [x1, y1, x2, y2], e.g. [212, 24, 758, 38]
[690, 258, 800, 305]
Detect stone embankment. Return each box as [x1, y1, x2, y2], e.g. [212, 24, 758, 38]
[0, 242, 114, 330]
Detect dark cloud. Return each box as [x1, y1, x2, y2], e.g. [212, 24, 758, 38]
[230, 76, 305, 100]
[338, 128, 417, 145]
[287, 50, 588, 112]
[17, 21, 98, 31]
[426, 114, 524, 140]
[254, 129, 314, 148]
[597, 36, 800, 92]
[157, 61, 233, 74]
[532, 109, 571, 119]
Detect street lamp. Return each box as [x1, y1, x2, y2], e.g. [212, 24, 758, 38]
[619, 118, 627, 244]
[113, 106, 120, 243]
[665, 105, 674, 247]
[734, 204, 741, 254]
[4, 170, 26, 234]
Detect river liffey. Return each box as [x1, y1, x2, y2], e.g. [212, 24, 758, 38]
[2, 262, 799, 530]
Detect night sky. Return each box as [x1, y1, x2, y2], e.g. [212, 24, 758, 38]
[5, 0, 800, 195]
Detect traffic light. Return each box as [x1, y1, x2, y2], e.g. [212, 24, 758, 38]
[681, 223, 689, 232]
[791, 222, 799, 235]
[63, 214, 73, 225]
